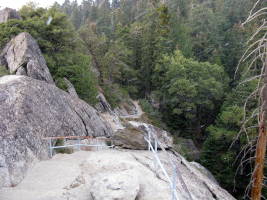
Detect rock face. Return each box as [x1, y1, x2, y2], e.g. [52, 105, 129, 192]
[0, 75, 112, 188]
[0, 150, 236, 200]
[129, 121, 173, 148]
[0, 8, 21, 23]
[112, 121, 173, 150]
[96, 92, 125, 132]
[0, 32, 54, 84]
[63, 77, 79, 98]
[112, 124, 147, 149]
[96, 92, 113, 113]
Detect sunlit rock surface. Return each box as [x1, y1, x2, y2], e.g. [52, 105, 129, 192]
[0, 150, 235, 200]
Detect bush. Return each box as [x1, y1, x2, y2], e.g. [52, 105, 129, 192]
[54, 139, 73, 154]
[0, 66, 9, 77]
[139, 99, 167, 129]
[55, 53, 98, 105]
[103, 84, 130, 109]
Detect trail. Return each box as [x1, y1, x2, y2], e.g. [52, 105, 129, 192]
[120, 100, 144, 119]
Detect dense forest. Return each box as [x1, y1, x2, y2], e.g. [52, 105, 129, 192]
[0, 0, 266, 199]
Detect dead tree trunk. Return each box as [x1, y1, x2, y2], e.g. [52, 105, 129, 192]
[251, 58, 267, 200]
[251, 117, 267, 200]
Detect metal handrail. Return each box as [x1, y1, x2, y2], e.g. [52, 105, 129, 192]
[144, 134, 179, 200]
[43, 136, 114, 157]
[144, 127, 193, 200]
[43, 136, 96, 140]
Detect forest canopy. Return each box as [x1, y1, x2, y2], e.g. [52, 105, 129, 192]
[0, 0, 266, 199]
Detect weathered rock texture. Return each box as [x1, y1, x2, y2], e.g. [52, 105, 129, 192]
[96, 92, 125, 131]
[0, 150, 235, 200]
[0, 32, 54, 84]
[0, 8, 21, 23]
[95, 92, 113, 113]
[129, 121, 173, 148]
[113, 121, 172, 149]
[112, 124, 147, 149]
[0, 75, 112, 187]
[63, 77, 79, 98]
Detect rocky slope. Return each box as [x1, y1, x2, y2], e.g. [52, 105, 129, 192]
[0, 75, 112, 188]
[0, 150, 235, 200]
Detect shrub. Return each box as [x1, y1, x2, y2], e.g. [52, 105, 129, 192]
[0, 66, 9, 77]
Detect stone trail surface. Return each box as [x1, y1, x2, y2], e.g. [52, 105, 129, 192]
[0, 150, 235, 200]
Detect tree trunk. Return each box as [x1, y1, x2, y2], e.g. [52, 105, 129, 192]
[251, 57, 267, 200]
[251, 118, 267, 200]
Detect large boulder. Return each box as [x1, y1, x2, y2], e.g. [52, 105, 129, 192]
[0, 75, 112, 187]
[0, 150, 236, 200]
[112, 124, 147, 149]
[0, 8, 21, 23]
[112, 121, 173, 150]
[0, 32, 54, 84]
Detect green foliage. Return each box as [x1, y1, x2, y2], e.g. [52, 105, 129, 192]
[0, 66, 9, 77]
[201, 81, 258, 198]
[55, 53, 98, 104]
[189, 0, 254, 79]
[139, 99, 166, 129]
[102, 83, 130, 109]
[201, 130, 242, 191]
[54, 139, 73, 154]
[153, 50, 229, 139]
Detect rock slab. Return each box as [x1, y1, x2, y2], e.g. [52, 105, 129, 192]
[0, 150, 236, 200]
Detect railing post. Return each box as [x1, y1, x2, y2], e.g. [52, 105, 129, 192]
[155, 139, 157, 153]
[78, 137, 81, 151]
[49, 138, 53, 158]
[154, 139, 158, 170]
[172, 166, 177, 200]
[148, 132, 151, 151]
